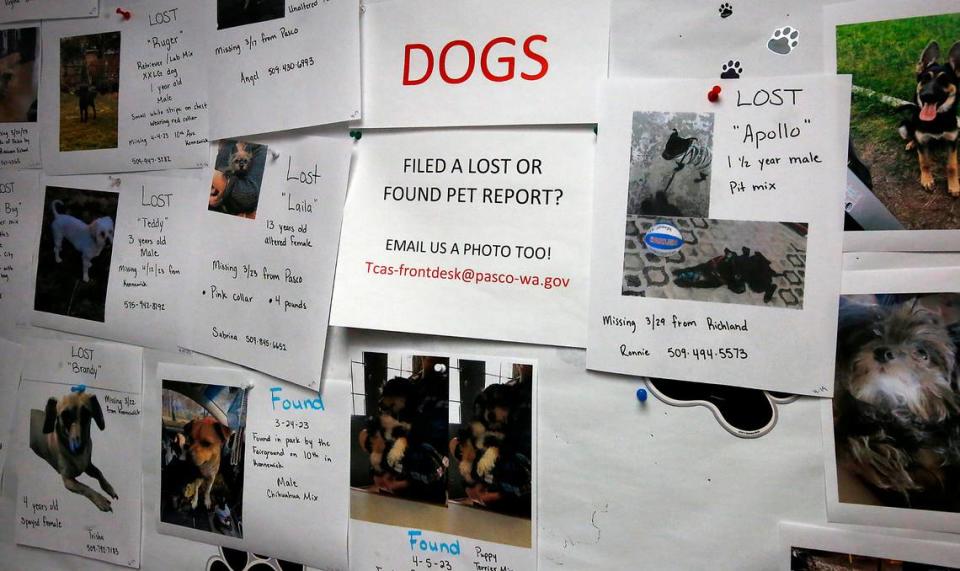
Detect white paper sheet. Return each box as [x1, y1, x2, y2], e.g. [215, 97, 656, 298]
[587, 76, 849, 396]
[185, 132, 352, 389]
[331, 127, 594, 347]
[360, 0, 610, 127]
[611, 0, 825, 81]
[0, 337, 23, 478]
[149, 363, 349, 570]
[0, 169, 41, 336]
[0, 0, 96, 24]
[13, 337, 143, 568]
[31, 173, 204, 352]
[824, 264, 960, 533]
[40, 0, 210, 174]
[204, 0, 361, 139]
[824, 0, 960, 251]
[780, 522, 960, 570]
[0, 23, 40, 168]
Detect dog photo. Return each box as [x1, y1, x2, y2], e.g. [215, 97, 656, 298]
[217, 0, 285, 31]
[34, 186, 118, 322]
[209, 140, 268, 220]
[160, 380, 248, 538]
[627, 111, 714, 218]
[837, 12, 960, 231]
[0, 26, 38, 123]
[831, 293, 960, 514]
[791, 546, 957, 570]
[59, 31, 120, 152]
[622, 216, 808, 309]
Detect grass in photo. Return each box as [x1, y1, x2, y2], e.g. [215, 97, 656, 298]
[217, 0, 285, 31]
[59, 31, 120, 152]
[34, 186, 117, 323]
[209, 140, 267, 220]
[160, 380, 248, 538]
[622, 217, 808, 309]
[838, 13, 960, 230]
[0, 26, 39, 123]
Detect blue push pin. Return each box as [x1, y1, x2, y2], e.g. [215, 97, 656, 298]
[71, 384, 87, 394]
[636, 387, 648, 402]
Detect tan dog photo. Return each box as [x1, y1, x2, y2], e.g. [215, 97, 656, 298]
[29, 390, 117, 512]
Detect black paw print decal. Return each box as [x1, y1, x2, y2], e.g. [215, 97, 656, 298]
[206, 547, 304, 571]
[646, 378, 796, 438]
[720, 60, 742, 79]
[719, 3, 733, 18]
[767, 26, 799, 55]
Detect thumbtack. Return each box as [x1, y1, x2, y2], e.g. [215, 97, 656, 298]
[708, 85, 722, 102]
[116, 8, 132, 20]
[636, 387, 648, 402]
[349, 129, 362, 141]
[71, 384, 87, 394]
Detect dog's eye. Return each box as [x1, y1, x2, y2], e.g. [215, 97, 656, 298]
[916, 348, 929, 361]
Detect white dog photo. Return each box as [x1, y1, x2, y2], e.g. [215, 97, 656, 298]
[49, 199, 114, 282]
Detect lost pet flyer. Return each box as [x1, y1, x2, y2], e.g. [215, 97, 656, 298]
[0, 170, 42, 335]
[0, 0, 97, 24]
[13, 337, 143, 568]
[186, 133, 352, 389]
[152, 365, 349, 570]
[40, 0, 209, 174]
[330, 128, 595, 347]
[587, 76, 850, 396]
[204, 0, 360, 139]
[31, 173, 205, 352]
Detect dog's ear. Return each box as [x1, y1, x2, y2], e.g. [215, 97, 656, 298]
[948, 41, 960, 75]
[87, 395, 105, 430]
[918, 41, 940, 73]
[42, 398, 58, 434]
[214, 422, 232, 443]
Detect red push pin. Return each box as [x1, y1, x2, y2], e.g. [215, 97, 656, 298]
[116, 7, 132, 20]
[707, 85, 722, 102]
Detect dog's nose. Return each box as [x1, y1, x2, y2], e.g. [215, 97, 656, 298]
[873, 346, 895, 363]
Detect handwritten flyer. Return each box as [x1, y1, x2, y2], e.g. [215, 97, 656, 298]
[204, 0, 360, 139]
[0, 170, 40, 335]
[361, 0, 609, 127]
[0, 0, 96, 24]
[331, 128, 594, 347]
[0, 336, 23, 477]
[587, 76, 850, 396]
[13, 337, 143, 568]
[31, 173, 203, 351]
[39, 0, 209, 174]
[0, 23, 40, 168]
[152, 363, 349, 570]
[186, 132, 352, 389]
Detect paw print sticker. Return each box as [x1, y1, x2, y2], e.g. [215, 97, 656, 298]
[720, 60, 742, 79]
[718, 3, 733, 18]
[767, 26, 799, 55]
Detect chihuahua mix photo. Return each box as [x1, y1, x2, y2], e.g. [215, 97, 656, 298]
[29, 390, 117, 512]
[49, 198, 114, 283]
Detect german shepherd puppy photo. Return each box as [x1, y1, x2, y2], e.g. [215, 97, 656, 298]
[898, 40, 960, 197]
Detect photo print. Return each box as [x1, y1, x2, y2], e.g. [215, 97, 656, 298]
[34, 185, 118, 323]
[58, 31, 120, 152]
[791, 546, 957, 571]
[623, 217, 808, 309]
[350, 351, 535, 549]
[209, 140, 268, 220]
[0, 26, 38, 123]
[160, 380, 248, 539]
[217, 0, 285, 31]
[830, 292, 960, 516]
[627, 111, 714, 218]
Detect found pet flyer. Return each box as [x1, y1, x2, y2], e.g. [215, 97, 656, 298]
[39, 0, 209, 174]
[13, 337, 143, 568]
[587, 75, 850, 396]
[331, 127, 594, 347]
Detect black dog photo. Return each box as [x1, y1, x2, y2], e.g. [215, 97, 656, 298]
[209, 140, 268, 220]
[217, 0, 286, 31]
[622, 216, 808, 309]
[832, 293, 960, 513]
[627, 110, 714, 218]
[160, 380, 248, 538]
[34, 186, 118, 322]
[0, 26, 39, 123]
[838, 13, 960, 231]
[59, 31, 120, 152]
